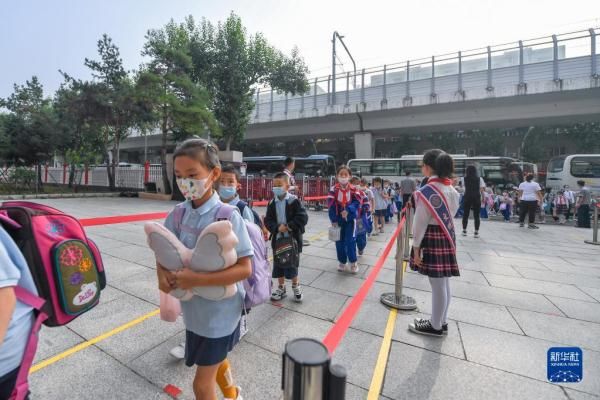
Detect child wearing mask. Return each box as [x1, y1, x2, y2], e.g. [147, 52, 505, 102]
[371, 177, 388, 234]
[265, 173, 308, 301]
[328, 166, 361, 273]
[351, 177, 370, 256]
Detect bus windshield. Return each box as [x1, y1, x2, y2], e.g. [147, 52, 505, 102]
[548, 157, 566, 173]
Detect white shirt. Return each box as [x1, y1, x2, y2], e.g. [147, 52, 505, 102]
[518, 181, 542, 201]
[412, 177, 460, 248]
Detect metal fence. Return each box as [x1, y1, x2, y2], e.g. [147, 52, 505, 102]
[252, 28, 600, 123]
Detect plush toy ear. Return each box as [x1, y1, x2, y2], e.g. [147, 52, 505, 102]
[190, 220, 239, 272]
[144, 222, 189, 271]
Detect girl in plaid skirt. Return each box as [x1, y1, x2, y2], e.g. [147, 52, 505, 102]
[409, 149, 460, 337]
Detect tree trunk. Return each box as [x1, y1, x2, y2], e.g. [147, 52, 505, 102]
[36, 164, 44, 190]
[68, 164, 76, 189]
[161, 115, 172, 195]
[106, 149, 115, 191]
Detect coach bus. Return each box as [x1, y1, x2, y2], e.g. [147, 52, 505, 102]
[347, 155, 523, 189]
[546, 154, 600, 194]
[243, 155, 336, 177]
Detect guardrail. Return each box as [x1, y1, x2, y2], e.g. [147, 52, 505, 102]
[252, 28, 600, 123]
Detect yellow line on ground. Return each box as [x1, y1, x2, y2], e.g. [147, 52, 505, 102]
[30, 230, 328, 373]
[30, 309, 160, 373]
[367, 308, 398, 399]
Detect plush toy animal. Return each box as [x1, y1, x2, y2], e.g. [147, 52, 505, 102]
[144, 220, 239, 301]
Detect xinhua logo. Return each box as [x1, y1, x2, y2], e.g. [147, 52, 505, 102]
[547, 347, 582, 383]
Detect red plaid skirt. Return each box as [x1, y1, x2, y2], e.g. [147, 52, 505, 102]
[410, 225, 460, 278]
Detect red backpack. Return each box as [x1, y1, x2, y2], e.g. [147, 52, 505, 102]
[0, 201, 106, 326]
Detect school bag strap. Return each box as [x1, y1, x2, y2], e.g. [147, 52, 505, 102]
[11, 286, 48, 400]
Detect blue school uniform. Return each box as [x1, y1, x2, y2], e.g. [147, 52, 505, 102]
[328, 184, 361, 264]
[355, 190, 370, 253]
[164, 193, 254, 366]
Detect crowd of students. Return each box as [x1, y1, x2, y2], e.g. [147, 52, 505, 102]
[0, 140, 595, 400]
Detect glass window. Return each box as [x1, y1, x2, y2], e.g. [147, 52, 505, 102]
[400, 160, 421, 175]
[571, 157, 600, 178]
[547, 157, 565, 173]
[372, 161, 400, 176]
[349, 161, 373, 176]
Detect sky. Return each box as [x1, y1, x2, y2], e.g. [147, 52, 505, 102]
[1, 0, 598, 99]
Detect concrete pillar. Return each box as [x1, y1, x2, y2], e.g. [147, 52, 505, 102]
[354, 132, 374, 159]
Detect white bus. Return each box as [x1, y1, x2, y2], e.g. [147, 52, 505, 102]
[546, 154, 600, 194]
[347, 155, 524, 190]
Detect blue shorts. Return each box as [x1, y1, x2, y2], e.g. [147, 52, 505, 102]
[184, 323, 240, 366]
[272, 264, 299, 279]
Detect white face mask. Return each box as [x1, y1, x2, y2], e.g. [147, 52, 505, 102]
[177, 175, 211, 201]
[338, 177, 349, 185]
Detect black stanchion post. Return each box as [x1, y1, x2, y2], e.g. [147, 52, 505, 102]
[585, 200, 599, 246]
[282, 338, 347, 400]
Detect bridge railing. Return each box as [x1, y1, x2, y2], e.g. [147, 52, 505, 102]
[252, 28, 599, 123]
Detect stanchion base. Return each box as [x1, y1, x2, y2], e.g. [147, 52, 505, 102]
[584, 240, 600, 246]
[380, 292, 418, 310]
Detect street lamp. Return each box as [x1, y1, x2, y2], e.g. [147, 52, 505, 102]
[331, 31, 357, 106]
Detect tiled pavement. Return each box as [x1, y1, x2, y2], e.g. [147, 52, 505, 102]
[23, 198, 600, 399]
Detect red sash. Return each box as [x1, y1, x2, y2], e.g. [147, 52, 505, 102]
[415, 182, 456, 249]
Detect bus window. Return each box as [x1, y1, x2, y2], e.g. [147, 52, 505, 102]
[454, 160, 466, 177]
[372, 160, 400, 176]
[400, 160, 421, 175]
[548, 157, 565, 173]
[571, 156, 600, 178]
[349, 161, 373, 176]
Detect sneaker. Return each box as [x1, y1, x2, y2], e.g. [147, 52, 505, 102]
[415, 318, 448, 335]
[528, 224, 539, 229]
[239, 314, 248, 339]
[349, 263, 359, 274]
[474, 231, 480, 238]
[169, 342, 186, 359]
[338, 263, 347, 272]
[225, 387, 243, 400]
[271, 285, 287, 301]
[292, 284, 303, 302]
[462, 230, 467, 236]
[408, 319, 443, 337]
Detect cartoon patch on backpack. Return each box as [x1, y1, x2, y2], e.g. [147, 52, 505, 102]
[54, 240, 101, 315]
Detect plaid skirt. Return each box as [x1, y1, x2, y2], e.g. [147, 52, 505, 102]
[410, 225, 460, 278]
[555, 204, 568, 215]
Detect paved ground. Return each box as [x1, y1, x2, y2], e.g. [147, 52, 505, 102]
[24, 197, 600, 400]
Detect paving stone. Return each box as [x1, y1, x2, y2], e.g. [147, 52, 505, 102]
[545, 296, 600, 324]
[332, 327, 383, 389]
[102, 243, 156, 264]
[394, 313, 466, 359]
[30, 346, 168, 400]
[509, 308, 600, 352]
[513, 266, 600, 289]
[275, 285, 348, 321]
[34, 326, 84, 364]
[100, 254, 152, 282]
[459, 322, 600, 396]
[310, 271, 365, 296]
[543, 262, 600, 278]
[461, 260, 523, 277]
[109, 270, 161, 305]
[578, 286, 600, 302]
[483, 273, 597, 301]
[564, 388, 600, 400]
[382, 341, 567, 400]
[67, 293, 157, 339]
[244, 308, 332, 355]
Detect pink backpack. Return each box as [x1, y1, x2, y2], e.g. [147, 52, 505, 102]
[0, 201, 106, 326]
[173, 203, 271, 308]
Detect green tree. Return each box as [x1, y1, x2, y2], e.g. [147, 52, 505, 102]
[80, 34, 150, 191]
[472, 130, 505, 156]
[0, 77, 57, 185]
[568, 122, 600, 153]
[141, 20, 219, 195]
[189, 13, 310, 150]
[521, 127, 545, 162]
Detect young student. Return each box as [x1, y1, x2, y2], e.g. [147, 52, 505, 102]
[351, 177, 370, 256]
[158, 138, 252, 400]
[408, 149, 460, 337]
[576, 180, 592, 228]
[383, 180, 395, 223]
[328, 166, 361, 273]
[371, 177, 388, 234]
[360, 177, 375, 236]
[265, 173, 308, 301]
[499, 191, 513, 222]
[553, 189, 569, 224]
[393, 182, 403, 222]
[218, 166, 255, 224]
[0, 226, 37, 400]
